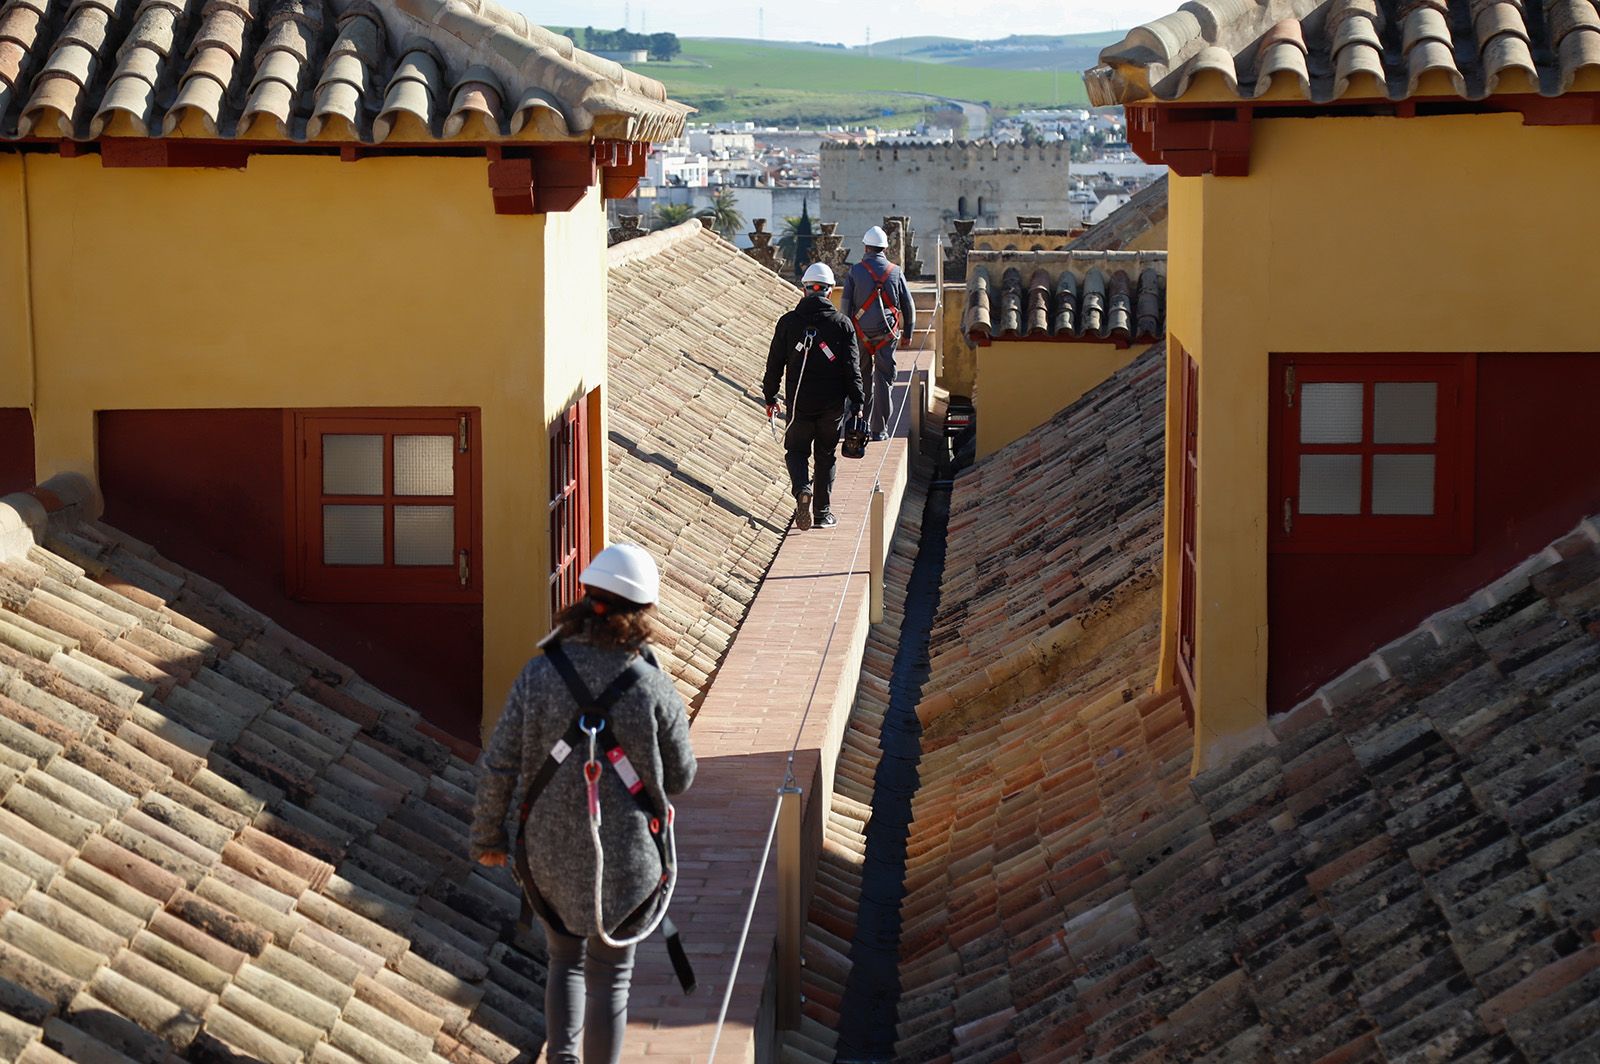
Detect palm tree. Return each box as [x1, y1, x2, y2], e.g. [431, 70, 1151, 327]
[696, 187, 744, 239]
[776, 215, 804, 265]
[651, 203, 696, 230]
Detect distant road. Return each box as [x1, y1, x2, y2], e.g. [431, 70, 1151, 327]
[868, 92, 991, 137]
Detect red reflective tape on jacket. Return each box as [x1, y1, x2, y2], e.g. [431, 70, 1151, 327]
[606, 745, 645, 795]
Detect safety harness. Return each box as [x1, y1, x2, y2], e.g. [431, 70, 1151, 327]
[509, 640, 696, 994]
[851, 259, 903, 357]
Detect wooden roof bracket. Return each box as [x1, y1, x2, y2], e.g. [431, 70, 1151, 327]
[485, 142, 599, 215]
[597, 139, 648, 200]
[1130, 105, 1254, 177]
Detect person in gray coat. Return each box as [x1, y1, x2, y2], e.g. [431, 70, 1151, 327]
[472, 543, 695, 1064]
[842, 225, 917, 440]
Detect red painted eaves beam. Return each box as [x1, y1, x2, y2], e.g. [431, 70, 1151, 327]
[16, 135, 654, 216]
[1127, 91, 1600, 176]
[1127, 105, 1253, 177]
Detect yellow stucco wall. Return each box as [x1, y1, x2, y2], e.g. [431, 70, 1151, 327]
[1165, 112, 1600, 769]
[938, 289, 976, 399]
[0, 157, 34, 413]
[0, 152, 610, 735]
[976, 342, 1145, 459]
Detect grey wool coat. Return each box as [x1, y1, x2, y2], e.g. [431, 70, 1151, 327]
[471, 639, 696, 938]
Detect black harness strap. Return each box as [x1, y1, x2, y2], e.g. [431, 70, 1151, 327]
[510, 640, 696, 994]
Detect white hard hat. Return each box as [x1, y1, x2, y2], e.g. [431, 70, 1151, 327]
[863, 226, 888, 248]
[801, 262, 835, 287]
[579, 543, 660, 606]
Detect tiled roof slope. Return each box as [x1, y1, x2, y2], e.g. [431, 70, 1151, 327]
[606, 220, 801, 712]
[896, 337, 1600, 1059]
[1085, 0, 1600, 107]
[0, 0, 687, 143]
[0, 488, 546, 1064]
[898, 512, 1600, 1061]
[918, 344, 1166, 745]
[1064, 176, 1168, 254]
[964, 252, 1166, 346]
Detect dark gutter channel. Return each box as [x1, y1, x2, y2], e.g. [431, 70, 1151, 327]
[832, 465, 954, 1063]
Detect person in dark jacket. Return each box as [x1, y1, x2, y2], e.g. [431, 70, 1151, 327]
[842, 226, 917, 441]
[472, 543, 695, 1064]
[763, 262, 867, 530]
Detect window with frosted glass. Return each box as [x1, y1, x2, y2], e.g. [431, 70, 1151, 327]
[324, 505, 384, 565]
[293, 412, 478, 602]
[1273, 357, 1473, 555]
[394, 436, 455, 496]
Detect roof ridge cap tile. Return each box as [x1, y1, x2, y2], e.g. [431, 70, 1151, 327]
[1087, 0, 1600, 103]
[606, 217, 703, 267]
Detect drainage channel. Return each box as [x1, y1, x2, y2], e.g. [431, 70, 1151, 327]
[832, 471, 954, 1064]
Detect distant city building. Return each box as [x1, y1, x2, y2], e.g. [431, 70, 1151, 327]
[649, 151, 709, 188]
[822, 140, 1075, 252]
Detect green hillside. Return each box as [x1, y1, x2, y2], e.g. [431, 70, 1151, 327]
[631, 38, 1089, 125]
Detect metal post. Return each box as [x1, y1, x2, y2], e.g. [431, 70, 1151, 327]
[909, 371, 923, 455]
[776, 784, 803, 1030]
[869, 485, 885, 624]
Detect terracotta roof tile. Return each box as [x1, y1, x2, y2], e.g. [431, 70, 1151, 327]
[607, 221, 802, 715]
[964, 251, 1166, 347]
[0, 0, 686, 145]
[1064, 177, 1169, 254]
[0, 503, 557, 1062]
[889, 498, 1600, 1061]
[1085, 0, 1600, 106]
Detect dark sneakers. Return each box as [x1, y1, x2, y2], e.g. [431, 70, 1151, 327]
[814, 511, 838, 528]
[794, 490, 813, 531]
[872, 430, 890, 442]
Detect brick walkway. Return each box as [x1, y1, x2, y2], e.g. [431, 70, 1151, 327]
[625, 312, 936, 1062]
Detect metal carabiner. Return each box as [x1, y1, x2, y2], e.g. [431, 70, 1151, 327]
[581, 719, 603, 822]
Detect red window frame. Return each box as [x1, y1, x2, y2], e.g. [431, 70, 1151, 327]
[1270, 355, 1475, 555]
[549, 395, 592, 619]
[287, 409, 483, 604]
[1176, 349, 1199, 724]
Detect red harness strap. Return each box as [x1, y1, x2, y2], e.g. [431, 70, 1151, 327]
[852, 259, 902, 356]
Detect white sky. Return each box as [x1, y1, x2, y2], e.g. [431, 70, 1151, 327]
[516, 0, 1178, 46]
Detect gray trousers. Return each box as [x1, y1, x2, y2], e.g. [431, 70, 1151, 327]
[860, 340, 899, 434]
[542, 921, 637, 1064]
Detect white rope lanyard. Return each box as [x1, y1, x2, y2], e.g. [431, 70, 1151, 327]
[580, 719, 680, 950]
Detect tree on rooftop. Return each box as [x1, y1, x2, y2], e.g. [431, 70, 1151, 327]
[697, 188, 745, 240]
[652, 203, 696, 230]
[777, 203, 815, 276]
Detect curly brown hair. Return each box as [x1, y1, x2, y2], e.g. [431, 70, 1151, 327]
[553, 589, 661, 651]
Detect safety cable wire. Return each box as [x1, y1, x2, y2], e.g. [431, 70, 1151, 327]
[704, 792, 784, 1064]
[705, 311, 936, 1062]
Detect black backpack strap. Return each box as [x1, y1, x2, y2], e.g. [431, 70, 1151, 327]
[661, 915, 696, 994]
[545, 639, 648, 718]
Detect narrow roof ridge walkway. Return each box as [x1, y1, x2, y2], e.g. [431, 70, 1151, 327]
[625, 293, 939, 1061]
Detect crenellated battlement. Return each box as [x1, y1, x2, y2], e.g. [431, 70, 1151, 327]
[821, 138, 1077, 272]
[819, 140, 1073, 167]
